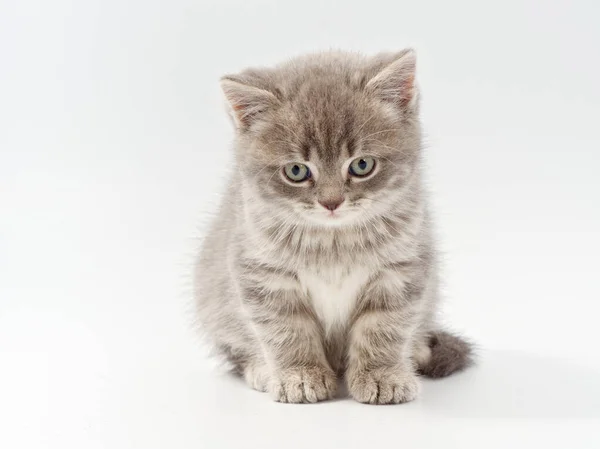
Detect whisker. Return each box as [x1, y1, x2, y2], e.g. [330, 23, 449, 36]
[351, 111, 379, 140]
[275, 122, 302, 142]
[360, 128, 403, 141]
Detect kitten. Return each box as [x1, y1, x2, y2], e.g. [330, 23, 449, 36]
[195, 49, 472, 404]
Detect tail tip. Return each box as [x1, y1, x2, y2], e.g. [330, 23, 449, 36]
[418, 330, 475, 378]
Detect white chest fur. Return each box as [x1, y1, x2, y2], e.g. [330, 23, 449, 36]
[298, 264, 373, 335]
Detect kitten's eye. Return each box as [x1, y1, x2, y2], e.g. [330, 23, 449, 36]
[283, 163, 311, 182]
[349, 157, 376, 177]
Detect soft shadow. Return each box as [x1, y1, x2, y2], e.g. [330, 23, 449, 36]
[419, 349, 600, 419]
[216, 350, 600, 418]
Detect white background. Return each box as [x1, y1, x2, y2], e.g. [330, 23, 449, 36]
[2, 0, 600, 448]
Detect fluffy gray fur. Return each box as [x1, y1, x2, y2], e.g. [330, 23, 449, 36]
[195, 49, 472, 404]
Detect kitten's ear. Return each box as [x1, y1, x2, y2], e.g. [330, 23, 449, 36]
[365, 49, 418, 112]
[220, 74, 280, 130]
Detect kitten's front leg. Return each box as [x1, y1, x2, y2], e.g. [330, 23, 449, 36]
[346, 270, 424, 405]
[239, 267, 336, 403]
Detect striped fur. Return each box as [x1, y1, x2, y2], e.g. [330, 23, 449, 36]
[195, 50, 472, 404]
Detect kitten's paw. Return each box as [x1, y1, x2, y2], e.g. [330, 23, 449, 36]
[270, 365, 337, 403]
[348, 367, 420, 405]
[243, 363, 270, 392]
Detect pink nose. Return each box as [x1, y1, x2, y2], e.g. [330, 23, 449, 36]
[319, 198, 344, 211]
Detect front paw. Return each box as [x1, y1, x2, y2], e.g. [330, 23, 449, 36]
[347, 367, 420, 405]
[270, 365, 337, 403]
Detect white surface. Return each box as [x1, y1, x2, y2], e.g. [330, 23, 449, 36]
[2, 0, 600, 448]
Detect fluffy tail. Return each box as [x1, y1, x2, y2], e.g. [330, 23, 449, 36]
[417, 330, 474, 378]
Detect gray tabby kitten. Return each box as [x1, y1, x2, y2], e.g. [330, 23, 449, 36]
[195, 49, 472, 404]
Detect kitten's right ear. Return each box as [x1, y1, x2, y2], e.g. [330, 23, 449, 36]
[365, 49, 418, 113]
[220, 75, 280, 130]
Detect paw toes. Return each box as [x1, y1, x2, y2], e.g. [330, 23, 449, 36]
[349, 369, 420, 405]
[303, 383, 319, 403]
[270, 366, 337, 403]
[377, 382, 395, 404]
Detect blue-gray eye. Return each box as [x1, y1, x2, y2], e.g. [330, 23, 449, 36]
[349, 157, 376, 177]
[284, 163, 311, 182]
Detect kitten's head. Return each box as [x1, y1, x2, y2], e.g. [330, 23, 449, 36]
[221, 50, 421, 228]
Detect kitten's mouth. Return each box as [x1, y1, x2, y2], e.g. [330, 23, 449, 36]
[297, 203, 366, 227]
[303, 207, 360, 227]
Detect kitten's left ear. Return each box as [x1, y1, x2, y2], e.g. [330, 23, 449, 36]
[365, 49, 418, 112]
[220, 73, 280, 130]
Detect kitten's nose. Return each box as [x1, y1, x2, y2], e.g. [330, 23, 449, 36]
[319, 198, 344, 211]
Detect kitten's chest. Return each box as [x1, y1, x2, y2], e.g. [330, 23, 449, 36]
[298, 264, 373, 335]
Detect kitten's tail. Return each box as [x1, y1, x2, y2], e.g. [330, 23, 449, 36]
[417, 330, 474, 378]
